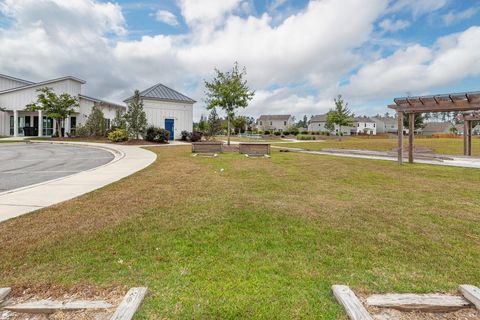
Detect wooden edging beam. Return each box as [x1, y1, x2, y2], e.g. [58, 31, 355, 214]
[110, 287, 148, 320]
[460, 285, 480, 310]
[332, 285, 373, 320]
[366, 293, 471, 312]
[0, 287, 11, 302]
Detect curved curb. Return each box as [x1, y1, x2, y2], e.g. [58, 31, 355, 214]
[0, 141, 157, 223]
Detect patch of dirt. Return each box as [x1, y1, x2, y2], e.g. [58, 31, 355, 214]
[0, 285, 125, 320]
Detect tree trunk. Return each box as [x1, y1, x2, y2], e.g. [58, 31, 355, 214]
[57, 119, 62, 137]
[227, 118, 231, 146]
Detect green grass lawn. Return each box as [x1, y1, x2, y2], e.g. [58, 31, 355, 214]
[0, 146, 479, 319]
[273, 136, 480, 156]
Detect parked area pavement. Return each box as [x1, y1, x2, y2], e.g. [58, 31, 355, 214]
[0, 141, 158, 223]
[275, 146, 480, 169]
[0, 143, 114, 192]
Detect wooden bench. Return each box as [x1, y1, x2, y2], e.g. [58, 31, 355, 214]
[239, 143, 270, 157]
[192, 141, 223, 156]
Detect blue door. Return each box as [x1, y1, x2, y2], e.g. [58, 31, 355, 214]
[165, 119, 174, 141]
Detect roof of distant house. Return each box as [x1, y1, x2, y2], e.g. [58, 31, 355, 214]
[258, 114, 292, 121]
[353, 116, 375, 122]
[422, 122, 452, 133]
[124, 83, 196, 103]
[372, 116, 397, 125]
[310, 114, 328, 122]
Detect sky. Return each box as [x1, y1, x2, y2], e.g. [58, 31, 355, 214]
[1, 0, 480, 121]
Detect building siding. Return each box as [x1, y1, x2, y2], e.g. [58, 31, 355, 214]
[142, 99, 193, 139]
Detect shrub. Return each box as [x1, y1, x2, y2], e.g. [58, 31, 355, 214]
[264, 130, 271, 135]
[297, 134, 316, 140]
[188, 131, 203, 142]
[108, 128, 128, 142]
[274, 131, 281, 136]
[300, 130, 309, 135]
[75, 124, 89, 137]
[181, 130, 189, 141]
[283, 131, 290, 135]
[145, 126, 170, 143]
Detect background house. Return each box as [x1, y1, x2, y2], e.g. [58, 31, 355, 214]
[420, 122, 462, 135]
[372, 116, 398, 134]
[124, 83, 195, 140]
[0, 73, 123, 137]
[352, 117, 376, 135]
[257, 115, 293, 132]
[308, 114, 353, 135]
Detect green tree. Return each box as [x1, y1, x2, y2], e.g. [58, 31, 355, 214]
[204, 62, 255, 145]
[25, 87, 78, 137]
[403, 113, 424, 132]
[112, 109, 126, 129]
[84, 105, 106, 136]
[125, 90, 147, 140]
[207, 108, 222, 138]
[231, 115, 247, 134]
[325, 95, 353, 136]
[198, 114, 208, 132]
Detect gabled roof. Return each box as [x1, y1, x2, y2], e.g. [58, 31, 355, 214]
[0, 73, 34, 85]
[258, 114, 291, 121]
[310, 114, 328, 122]
[124, 83, 196, 103]
[422, 122, 451, 133]
[372, 116, 397, 125]
[0, 76, 86, 94]
[79, 94, 126, 109]
[353, 116, 375, 123]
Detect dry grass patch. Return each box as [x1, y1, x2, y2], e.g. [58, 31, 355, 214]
[0, 146, 479, 319]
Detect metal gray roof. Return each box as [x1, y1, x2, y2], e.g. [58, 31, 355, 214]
[124, 83, 196, 103]
[310, 114, 328, 122]
[258, 114, 291, 121]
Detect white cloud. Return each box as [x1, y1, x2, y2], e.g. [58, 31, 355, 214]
[442, 7, 479, 26]
[177, 0, 242, 26]
[344, 26, 480, 99]
[379, 18, 410, 32]
[154, 10, 179, 26]
[387, 0, 449, 17]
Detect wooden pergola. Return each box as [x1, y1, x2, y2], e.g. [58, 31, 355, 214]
[388, 91, 480, 164]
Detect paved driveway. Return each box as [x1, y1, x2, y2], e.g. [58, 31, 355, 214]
[0, 143, 114, 192]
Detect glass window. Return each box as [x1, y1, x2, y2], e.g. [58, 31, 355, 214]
[43, 117, 53, 136]
[9, 116, 13, 135]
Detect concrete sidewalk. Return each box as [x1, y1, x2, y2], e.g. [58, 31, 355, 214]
[274, 146, 480, 169]
[0, 141, 158, 223]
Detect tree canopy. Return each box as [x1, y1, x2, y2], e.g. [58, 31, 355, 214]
[204, 62, 254, 144]
[325, 95, 353, 135]
[25, 87, 78, 137]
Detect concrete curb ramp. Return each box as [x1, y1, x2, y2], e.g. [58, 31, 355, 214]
[0, 141, 157, 223]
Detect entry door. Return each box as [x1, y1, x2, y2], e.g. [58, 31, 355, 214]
[165, 119, 174, 141]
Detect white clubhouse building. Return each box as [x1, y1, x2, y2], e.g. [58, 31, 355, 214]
[0, 73, 195, 140]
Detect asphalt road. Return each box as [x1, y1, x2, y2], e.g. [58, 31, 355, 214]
[0, 143, 115, 193]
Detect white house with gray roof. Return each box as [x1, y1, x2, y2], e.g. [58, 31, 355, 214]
[124, 83, 195, 140]
[257, 114, 293, 132]
[0, 73, 124, 137]
[0, 73, 196, 140]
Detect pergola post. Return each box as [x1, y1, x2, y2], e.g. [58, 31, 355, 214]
[408, 113, 414, 163]
[397, 111, 404, 164]
[464, 121, 468, 155]
[468, 120, 472, 156]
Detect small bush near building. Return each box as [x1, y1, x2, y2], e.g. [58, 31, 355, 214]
[297, 134, 316, 140]
[274, 132, 281, 136]
[283, 131, 290, 135]
[300, 130, 309, 135]
[181, 131, 189, 141]
[188, 131, 203, 142]
[264, 130, 271, 135]
[145, 126, 170, 143]
[107, 128, 128, 142]
[75, 124, 89, 137]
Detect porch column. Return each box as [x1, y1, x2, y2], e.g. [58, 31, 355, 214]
[65, 116, 71, 136]
[397, 111, 404, 164]
[52, 118, 57, 137]
[38, 110, 43, 137]
[408, 113, 414, 163]
[13, 110, 18, 137]
[464, 121, 468, 155]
